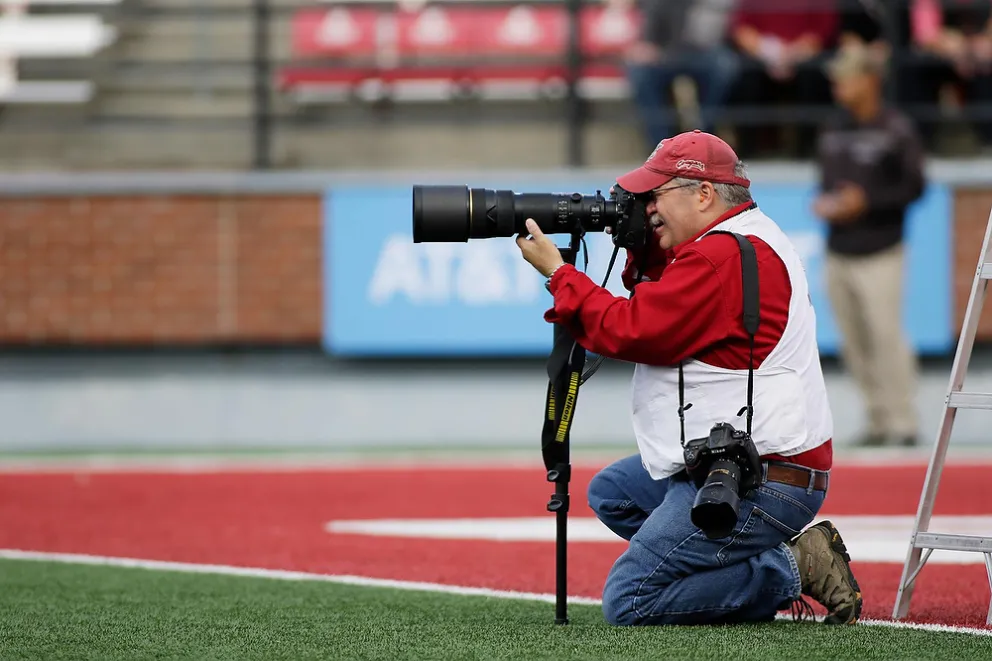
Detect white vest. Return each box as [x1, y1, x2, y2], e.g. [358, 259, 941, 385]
[631, 206, 834, 480]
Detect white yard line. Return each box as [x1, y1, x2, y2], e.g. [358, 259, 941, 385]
[1, 549, 990, 637]
[323, 515, 992, 565]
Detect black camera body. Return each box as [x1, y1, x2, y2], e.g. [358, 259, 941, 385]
[683, 422, 764, 540]
[605, 186, 648, 250]
[412, 184, 649, 250]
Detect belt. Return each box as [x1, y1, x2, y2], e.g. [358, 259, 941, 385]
[764, 462, 829, 492]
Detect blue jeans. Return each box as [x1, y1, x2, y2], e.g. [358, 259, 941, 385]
[626, 46, 740, 150]
[587, 454, 826, 625]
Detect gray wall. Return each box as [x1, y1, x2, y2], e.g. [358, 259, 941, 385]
[1, 351, 990, 453]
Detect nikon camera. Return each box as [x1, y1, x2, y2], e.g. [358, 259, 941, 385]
[412, 184, 649, 250]
[683, 422, 764, 540]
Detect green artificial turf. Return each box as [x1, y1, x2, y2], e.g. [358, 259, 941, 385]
[0, 559, 989, 660]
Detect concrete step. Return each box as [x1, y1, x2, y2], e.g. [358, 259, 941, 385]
[102, 64, 256, 94]
[0, 104, 91, 127]
[93, 91, 254, 118]
[113, 30, 251, 62]
[138, 0, 294, 9]
[0, 125, 252, 170]
[112, 16, 294, 62]
[0, 129, 84, 170]
[0, 115, 645, 171]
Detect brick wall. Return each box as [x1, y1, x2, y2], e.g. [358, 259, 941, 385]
[0, 195, 322, 344]
[0, 188, 989, 346]
[951, 189, 992, 342]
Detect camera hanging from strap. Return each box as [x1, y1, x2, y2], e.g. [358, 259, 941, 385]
[678, 231, 761, 447]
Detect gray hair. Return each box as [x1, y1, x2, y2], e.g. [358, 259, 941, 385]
[669, 161, 752, 207]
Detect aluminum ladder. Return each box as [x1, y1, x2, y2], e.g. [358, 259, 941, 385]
[892, 206, 992, 625]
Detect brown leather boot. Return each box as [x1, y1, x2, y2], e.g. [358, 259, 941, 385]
[789, 520, 863, 624]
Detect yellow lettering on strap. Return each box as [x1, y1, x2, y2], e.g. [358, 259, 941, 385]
[554, 371, 580, 443]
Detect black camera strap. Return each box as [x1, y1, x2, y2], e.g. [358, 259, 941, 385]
[678, 231, 760, 446]
[543, 334, 585, 469]
[542, 213, 651, 459]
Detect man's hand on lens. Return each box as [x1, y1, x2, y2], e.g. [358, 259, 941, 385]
[516, 218, 565, 277]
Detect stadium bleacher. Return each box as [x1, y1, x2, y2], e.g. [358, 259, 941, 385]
[0, 0, 118, 104]
[278, 0, 641, 103]
[0, 0, 984, 169]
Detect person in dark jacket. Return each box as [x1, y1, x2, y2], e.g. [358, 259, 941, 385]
[812, 44, 926, 447]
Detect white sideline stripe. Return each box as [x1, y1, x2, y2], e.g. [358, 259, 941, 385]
[777, 614, 992, 636]
[1, 549, 990, 637]
[0, 549, 600, 606]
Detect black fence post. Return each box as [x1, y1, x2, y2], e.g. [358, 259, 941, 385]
[880, 0, 902, 108]
[564, 0, 584, 167]
[252, 0, 272, 169]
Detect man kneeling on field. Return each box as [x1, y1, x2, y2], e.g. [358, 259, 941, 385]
[515, 130, 862, 626]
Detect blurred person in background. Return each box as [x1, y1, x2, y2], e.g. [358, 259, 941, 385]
[834, 1, 915, 121]
[728, 0, 840, 157]
[813, 44, 925, 448]
[516, 130, 861, 627]
[836, 0, 912, 59]
[901, 0, 992, 150]
[619, 0, 739, 151]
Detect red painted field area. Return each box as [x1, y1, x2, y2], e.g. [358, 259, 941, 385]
[1, 461, 991, 628]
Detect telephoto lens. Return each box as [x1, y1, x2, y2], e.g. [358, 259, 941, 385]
[412, 185, 617, 243]
[690, 459, 743, 540]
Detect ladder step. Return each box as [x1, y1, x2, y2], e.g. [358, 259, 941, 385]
[947, 392, 992, 409]
[915, 532, 992, 552]
[980, 263, 992, 279]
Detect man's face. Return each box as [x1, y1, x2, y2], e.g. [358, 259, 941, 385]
[645, 181, 705, 251]
[831, 72, 875, 110]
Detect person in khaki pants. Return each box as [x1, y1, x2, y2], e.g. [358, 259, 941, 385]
[812, 44, 925, 447]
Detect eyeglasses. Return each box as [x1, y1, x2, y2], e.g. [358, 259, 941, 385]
[650, 182, 699, 197]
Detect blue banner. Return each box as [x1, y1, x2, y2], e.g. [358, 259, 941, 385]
[323, 179, 953, 357]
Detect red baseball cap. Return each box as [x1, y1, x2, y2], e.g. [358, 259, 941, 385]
[616, 130, 750, 194]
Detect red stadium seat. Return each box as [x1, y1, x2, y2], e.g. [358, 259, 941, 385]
[291, 7, 381, 58]
[279, 2, 639, 103]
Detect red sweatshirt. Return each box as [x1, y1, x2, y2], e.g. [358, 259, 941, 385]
[545, 202, 833, 471]
[731, 0, 839, 48]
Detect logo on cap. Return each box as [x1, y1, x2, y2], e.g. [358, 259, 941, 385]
[676, 159, 705, 172]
